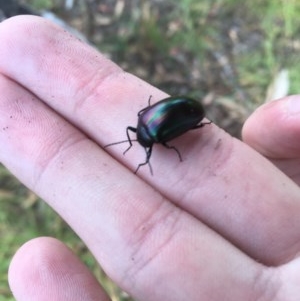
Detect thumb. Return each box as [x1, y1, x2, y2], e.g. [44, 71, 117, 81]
[242, 95, 300, 184]
[242, 95, 300, 159]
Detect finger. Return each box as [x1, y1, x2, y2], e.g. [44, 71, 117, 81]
[1, 16, 300, 267]
[0, 65, 282, 301]
[242, 95, 300, 183]
[242, 95, 300, 158]
[0, 73, 266, 300]
[9, 237, 110, 301]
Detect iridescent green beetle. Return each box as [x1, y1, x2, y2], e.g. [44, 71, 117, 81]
[105, 96, 211, 174]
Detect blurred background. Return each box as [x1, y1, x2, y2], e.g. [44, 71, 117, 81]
[1, 0, 300, 300]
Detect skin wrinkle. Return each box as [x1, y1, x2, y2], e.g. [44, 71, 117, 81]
[72, 68, 109, 116]
[125, 194, 165, 247]
[123, 202, 182, 286]
[72, 68, 124, 119]
[32, 135, 89, 190]
[176, 128, 235, 210]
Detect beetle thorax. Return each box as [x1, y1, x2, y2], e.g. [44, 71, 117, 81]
[136, 124, 153, 147]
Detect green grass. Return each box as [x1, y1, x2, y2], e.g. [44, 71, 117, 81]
[24, 0, 53, 10]
[2, 0, 300, 300]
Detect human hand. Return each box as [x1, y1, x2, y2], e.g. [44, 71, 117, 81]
[1, 16, 300, 301]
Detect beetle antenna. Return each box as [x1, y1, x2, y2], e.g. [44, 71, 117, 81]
[104, 140, 138, 148]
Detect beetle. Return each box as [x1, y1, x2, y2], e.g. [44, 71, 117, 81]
[104, 95, 211, 175]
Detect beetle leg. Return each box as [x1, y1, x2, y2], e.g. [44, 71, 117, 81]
[162, 143, 183, 162]
[137, 95, 153, 116]
[137, 106, 149, 116]
[193, 120, 212, 129]
[123, 126, 137, 155]
[134, 146, 153, 175]
[147, 95, 153, 106]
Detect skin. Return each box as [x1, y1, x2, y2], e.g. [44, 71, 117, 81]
[1, 16, 300, 301]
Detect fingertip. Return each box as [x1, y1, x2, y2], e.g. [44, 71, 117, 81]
[242, 95, 300, 158]
[0, 15, 51, 48]
[8, 237, 110, 301]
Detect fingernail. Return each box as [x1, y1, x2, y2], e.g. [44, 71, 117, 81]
[287, 95, 300, 115]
